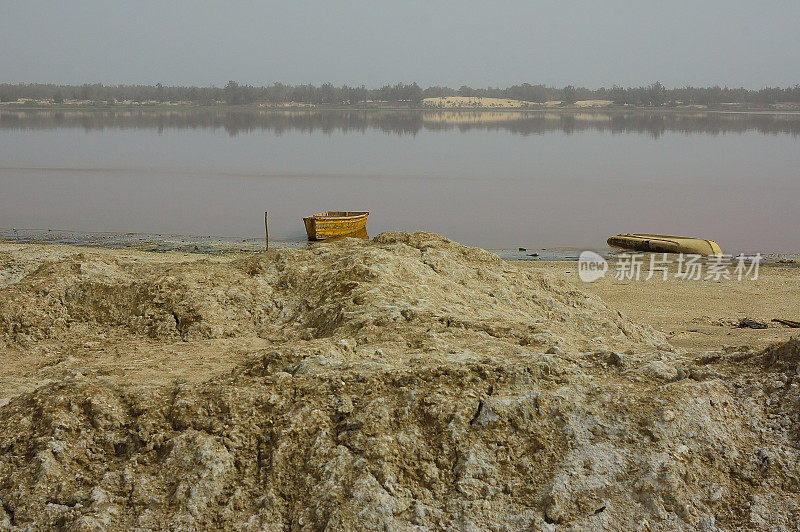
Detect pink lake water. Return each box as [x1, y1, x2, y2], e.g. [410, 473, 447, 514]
[1, 109, 798, 253]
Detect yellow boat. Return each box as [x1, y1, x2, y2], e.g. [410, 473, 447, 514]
[607, 233, 723, 255]
[303, 211, 369, 240]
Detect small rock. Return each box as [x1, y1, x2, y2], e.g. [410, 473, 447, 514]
[606, 351, 624, 367]
[696, 516, 720, 532]
[67, 515, 105, 532]
[337, 339, 354, 351]
[335, 396, 353, 415]
[0, 505, 10, 529]
[546, 346, 561, 355]
[636, 360, 678, 381]
[738, 318, 767, 329]
[471, 402, 499, 428]
[690, 369, 723, 381]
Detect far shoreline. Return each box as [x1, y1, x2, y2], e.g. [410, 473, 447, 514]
[2, 101, 800, 114]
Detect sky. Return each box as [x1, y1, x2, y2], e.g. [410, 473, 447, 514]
[1, 0, 798, 89]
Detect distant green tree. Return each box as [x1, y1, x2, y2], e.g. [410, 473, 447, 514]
[609, 85, 626, 104]
[562, 85, 577, 104]
[457, 85, 476, 97]
[647, 81, 666, 106]
[224, 81, 243, 105]
[407, 82, 423, 103]
[155, 82, 165, 102]
[506, 83, 545, 103]
[319, 82, 335, 104]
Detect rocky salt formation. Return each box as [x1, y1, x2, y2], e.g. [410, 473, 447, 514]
[0, 233, 798, 530]
[0, 232, 664, 351]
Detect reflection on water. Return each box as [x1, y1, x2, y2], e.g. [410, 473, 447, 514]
[1, 108, 799, 138]
[1, 109, 799, 253]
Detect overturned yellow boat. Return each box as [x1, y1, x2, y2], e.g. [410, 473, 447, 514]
[607, 233, 722, 255]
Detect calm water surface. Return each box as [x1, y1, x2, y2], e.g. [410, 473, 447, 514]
[1, 109, 798, 252]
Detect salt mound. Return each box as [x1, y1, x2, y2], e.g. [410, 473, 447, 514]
[0, 232, 667, 351]
[2, 332, 800, 529]
[7, 234, 797, 529]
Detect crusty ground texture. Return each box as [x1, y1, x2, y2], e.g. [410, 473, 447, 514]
[1, 233, 799, 530]
[524, 260, 800, 352]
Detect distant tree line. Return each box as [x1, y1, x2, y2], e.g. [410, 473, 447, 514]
[1, 81, 798, 106]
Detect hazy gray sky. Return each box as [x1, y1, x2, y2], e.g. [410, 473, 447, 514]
[1, 0, 798, 88]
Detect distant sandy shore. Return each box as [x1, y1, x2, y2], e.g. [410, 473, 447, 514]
[422, 96, 614, 109]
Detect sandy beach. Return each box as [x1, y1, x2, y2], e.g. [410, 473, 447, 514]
[1, 233, 799, 529]
[526, 260, 800, 351]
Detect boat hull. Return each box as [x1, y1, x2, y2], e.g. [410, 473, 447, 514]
[607, 233, 722, 255]
[303, 211, 369, 240]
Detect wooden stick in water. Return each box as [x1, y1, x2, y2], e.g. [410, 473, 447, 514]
[264, 211, 269, 250]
